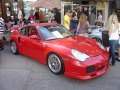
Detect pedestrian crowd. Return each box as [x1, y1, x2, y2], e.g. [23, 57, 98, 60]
[3, 8, 61, 29]
[63, 5, 103, 35]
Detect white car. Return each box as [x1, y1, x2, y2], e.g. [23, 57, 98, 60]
[88, 26, 103, 44]
[88, 25, 119, 52]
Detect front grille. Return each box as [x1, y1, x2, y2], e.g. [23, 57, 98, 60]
[86, 66, 96, 73]
[97, 65, 105, 71]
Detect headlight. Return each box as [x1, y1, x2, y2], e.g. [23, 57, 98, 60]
[71, 49, 90, 62]
[97, 42, 105, 50]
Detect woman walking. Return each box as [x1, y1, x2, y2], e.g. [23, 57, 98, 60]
[108, 12, 119, 66]
[76, 14, 89, 37]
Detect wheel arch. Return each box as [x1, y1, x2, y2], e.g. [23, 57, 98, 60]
[46, 52, 61, 62]
[92, 37, 103, 44]
[46, 52, 65, 74]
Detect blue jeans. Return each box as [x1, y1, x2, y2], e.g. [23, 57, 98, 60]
[109, 40, 119, 65]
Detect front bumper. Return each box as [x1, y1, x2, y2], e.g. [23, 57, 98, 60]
[63, 52, 109, 80]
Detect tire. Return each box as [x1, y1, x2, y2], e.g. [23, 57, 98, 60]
[47, 54, 64, 75]
[11, 41, 19, 54]
[92, 37, 103, 44]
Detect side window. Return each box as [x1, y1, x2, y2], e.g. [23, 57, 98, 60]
[19, 28, 26, 35]
[28, 26, 38, 36]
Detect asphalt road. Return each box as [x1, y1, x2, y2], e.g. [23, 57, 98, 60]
[0, 45, 120, 90]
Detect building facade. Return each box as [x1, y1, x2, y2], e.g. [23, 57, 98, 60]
[0, 0, 119, 24]
[0, 0, 23, 22]
[61, 0, 112, 26]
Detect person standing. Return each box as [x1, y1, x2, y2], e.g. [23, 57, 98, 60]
[0, 12, 5, 29]
[118, 31, 120, 61]
[70, 11, 78, 33]
[118, 23, 120, 60]
[18, 8, 23, 26]
[97, 12, 103, 26]
[64, 10, 71, 30]
[34, 9, 39, 23]
[76, 14, 89, 37]
[108, 12, 119, 66]
[48, 10, 52, 22]
[0, 12, 6, 43]
[9, 16, 15, 27]
[89, 10, 96, 25]
[54, 8, 61, 24]
[28, 10, 35, 23]
[83, 7, 89, 20]
[77, 5, 84, 21]
[39, 10, 45, 23]
[48, 10, 54, 22]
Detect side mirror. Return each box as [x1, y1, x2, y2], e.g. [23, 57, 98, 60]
[30, 35, 39, 40]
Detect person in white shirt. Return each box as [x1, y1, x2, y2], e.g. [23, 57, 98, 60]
[48, 10, 54, 23]
[108, 12, 119, 66]
[97, 12, 103, 26]
[18, 8, 23, 26]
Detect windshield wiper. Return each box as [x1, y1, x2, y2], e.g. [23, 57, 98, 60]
[46, 38, 61, 41]
[64, 35, 75, 38]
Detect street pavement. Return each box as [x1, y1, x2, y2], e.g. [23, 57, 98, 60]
[0, 45, 120, 90]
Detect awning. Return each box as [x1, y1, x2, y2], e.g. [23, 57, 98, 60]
[30, 0, 62, 9]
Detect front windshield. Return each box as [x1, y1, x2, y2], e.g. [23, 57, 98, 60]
[38, 25, 73, 40]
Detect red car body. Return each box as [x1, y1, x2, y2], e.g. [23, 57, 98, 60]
[10, 23, 109, 80]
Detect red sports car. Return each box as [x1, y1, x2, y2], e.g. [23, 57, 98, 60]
[10, 23, 109, 80]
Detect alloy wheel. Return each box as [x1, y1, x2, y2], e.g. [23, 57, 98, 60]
[48, 54, 62, 74]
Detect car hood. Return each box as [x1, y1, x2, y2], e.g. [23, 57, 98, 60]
[48, 36, 102, 57]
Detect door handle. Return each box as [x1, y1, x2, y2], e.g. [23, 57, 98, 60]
[18, 37, 21, 43]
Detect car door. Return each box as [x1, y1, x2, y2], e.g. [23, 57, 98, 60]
[25, 26, 44, 60]
[18, 27, 31, 56]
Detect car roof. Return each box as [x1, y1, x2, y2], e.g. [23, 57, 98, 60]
[14, 22, 59, 31]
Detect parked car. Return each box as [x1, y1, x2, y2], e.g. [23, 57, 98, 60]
[88, 25, 103, 44]
[10, 23, 109, 80]
[88, 26, 118, 52]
